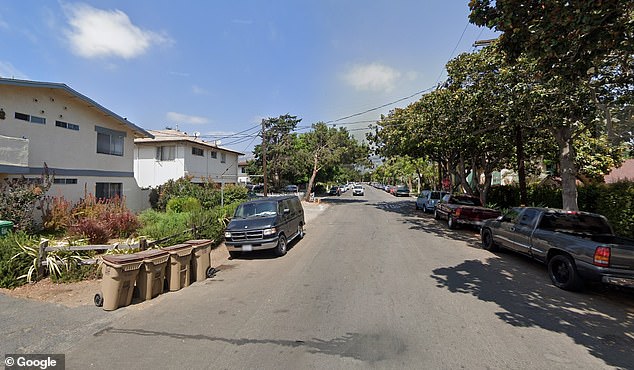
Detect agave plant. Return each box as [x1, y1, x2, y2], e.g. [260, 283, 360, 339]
[11, 238, 86, 283]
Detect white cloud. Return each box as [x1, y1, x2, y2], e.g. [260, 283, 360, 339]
[192, 85, 208, 95]
[63, 3, 172, 59]
[166, 111, 209, 125]
[343, 63, 402, 92]
[0, 61, 28, 79]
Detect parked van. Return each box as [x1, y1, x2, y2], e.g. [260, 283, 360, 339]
[224, 195, 305, 257]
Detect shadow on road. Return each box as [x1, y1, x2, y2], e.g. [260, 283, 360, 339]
[431, 255, 634, 369]
[319, 197, 369, 205]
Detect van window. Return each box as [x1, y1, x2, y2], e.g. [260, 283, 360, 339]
[234, 201, 277, 218]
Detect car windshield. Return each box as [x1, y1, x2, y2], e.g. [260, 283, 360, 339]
[354, 185, 362, 189]
[234, 201, 277, 218]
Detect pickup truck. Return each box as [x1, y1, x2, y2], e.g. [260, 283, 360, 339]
[481, 207, 634, 291]
[434, 194, 501, 229]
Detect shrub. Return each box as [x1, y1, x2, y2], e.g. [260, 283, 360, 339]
[0, 166, 54, 232]
[138, 209, 193, 244]
[69, 195, 140, 242]
[596, 181, 634, 239]
[70, 218, 110, 244]
[222, 185, 248, 205]
[0, 232, 36, 288]
[166, 197, 202, 213]
[41, 196, 73, 233]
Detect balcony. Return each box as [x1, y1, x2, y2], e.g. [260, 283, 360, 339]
[0, 134, 29, 172]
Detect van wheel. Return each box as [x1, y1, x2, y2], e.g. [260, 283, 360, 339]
[548, 254, 584, 291]
[274, 235, 287, 257]
[297, 224, 304, 239]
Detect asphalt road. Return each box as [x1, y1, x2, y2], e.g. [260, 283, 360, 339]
[4, 186, 634, 369]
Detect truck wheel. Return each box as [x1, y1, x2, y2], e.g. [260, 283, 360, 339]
[481, 228, 499, 252]
[548, 254, 584, 291]
[448, 215, 457, 229]
[434, 210, 440, 220]
[274, 235, 287, 257]
[297, 224, 304, 240]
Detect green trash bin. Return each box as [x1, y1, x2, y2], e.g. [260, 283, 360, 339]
[96, 254, 143, 311]
[0, 220, 13, 236]
[161, 244, 195, 291]
[135, 249, 170, 301]
[185, 239, 215, 282]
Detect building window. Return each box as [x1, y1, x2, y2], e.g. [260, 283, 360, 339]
[192, 147, 204, 156]
[15, 112, 29, 121]
[156, 146, 176, 161]
[55, 120, 80, 131]
[95, 126, 125, 156]
[30, 115, 46, 124]
[241, 167, 246, 174]
[14, 112, 46, 124]
[96, 182, 122, 199]
[53, 178, 78, 185]
[210, 151, 217, 159]
[221, 152, 226, 163]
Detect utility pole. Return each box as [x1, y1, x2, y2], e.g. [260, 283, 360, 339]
[261, 118, 268, 197]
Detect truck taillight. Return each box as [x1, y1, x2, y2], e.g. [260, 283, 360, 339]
[455, 208, 461, 217]
[593, 246, 611, 267]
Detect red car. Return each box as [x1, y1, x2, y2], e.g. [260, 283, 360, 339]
[434, 194, 501, 229]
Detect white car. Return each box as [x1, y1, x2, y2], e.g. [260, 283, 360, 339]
[352, 185, 364, 196]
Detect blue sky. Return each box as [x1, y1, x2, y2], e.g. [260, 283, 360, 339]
[0, 1, 497, 155]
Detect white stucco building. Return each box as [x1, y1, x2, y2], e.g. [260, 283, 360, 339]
[134, 130, 244, 188]
[0, 78, 153, 212]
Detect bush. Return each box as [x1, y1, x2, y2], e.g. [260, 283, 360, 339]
[166, 197, 201, 213]
[138, 209, 193, 244]
[69, 195, 140, 242]
[222, 185, 248, 205]
[70, 218, 110, 244]
[596, 181, 634, 239]
[41, 196, 73, 233]
[0, 166, 54, 232]
[0, 232, 36, 288]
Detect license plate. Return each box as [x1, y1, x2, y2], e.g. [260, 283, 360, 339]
[242, 245, 252, 251]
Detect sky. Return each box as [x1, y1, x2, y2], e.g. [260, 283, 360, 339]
[0, 1, 498, 156]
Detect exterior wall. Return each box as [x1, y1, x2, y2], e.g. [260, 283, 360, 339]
[134, 141, 241, 187]
[0, 84, 149, 212]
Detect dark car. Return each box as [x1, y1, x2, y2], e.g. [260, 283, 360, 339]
[328, 186, 341, 196]
[283, 184, 298, 193]
[434, 194, 501, 229]
[224, 195, 305, 258]
[394, 185, 410, 197]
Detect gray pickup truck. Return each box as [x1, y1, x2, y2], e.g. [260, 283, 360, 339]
[480, 207, 634, 291]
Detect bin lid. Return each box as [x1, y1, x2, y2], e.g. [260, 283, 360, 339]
[135, 248, 169, 260]
[0, 220, 13, 227]
[161, 243, 195, 254]
[102, 253, 144, 265]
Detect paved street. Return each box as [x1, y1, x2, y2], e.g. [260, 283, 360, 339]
[3, 186, 634, 369]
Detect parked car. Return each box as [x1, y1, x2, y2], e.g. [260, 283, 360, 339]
[352, 185, 364, 196]
[434, 194, 501, 229]
[283, 184, 298, 193]
[416, 190, 448, 213]
[481, 207, 634, 291]
[328, 186, 341, 196]
[224, 195, 305, 258]
[415, 190, 431, 210]
[394, 185, 410, 197]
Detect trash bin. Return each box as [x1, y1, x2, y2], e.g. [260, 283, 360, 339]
[0, 220, 13, 236]
[185, 239, 215, 282]
[161, 244, 195, 291]
[96, 254, 143, 311]
[135, 249, 170, 301]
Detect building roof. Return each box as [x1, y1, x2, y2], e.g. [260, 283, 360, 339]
[135, 129, 245, 156]
[604, 159, 634, 183]
[0, 77, 153, 138]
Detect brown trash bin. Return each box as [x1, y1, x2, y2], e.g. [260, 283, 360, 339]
[97, 254, 143, 311]
[161, 244, 195, 291]
[135, 249, 170, 301]
[185, 239, 214, 282]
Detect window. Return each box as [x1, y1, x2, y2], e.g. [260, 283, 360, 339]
[96, 183, 122, 199]
[192, 147, 204, 156]
[210, 151, 217, 159]
[95, 126, 125, 156]
[221, 152, 227, 163]
[30, 115, 45, 124]
[518, 209, 540, 227]
[156, 146, 176, 161]
[14, 112, 46, 124]
[56, 120, 79, 131]
[53, 178, 78, 185]
[15, 112, 29, 121]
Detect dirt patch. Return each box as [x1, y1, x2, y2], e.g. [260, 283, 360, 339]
[0, 278, 101, 307]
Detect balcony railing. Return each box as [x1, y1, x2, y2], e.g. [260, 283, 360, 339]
[0, 134, 29, 168]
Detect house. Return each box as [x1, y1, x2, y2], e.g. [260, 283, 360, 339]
[238, 160, 250, 185]
[0, 78, 153, 212]
[134, 129, 244, 188]
[604, 159, 634, 183]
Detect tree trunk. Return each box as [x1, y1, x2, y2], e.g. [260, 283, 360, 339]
[515, 123, 528, 205]
[304, 154, 320, 202]
[554, 127, 579, 211]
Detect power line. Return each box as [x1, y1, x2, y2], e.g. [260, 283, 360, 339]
[435, 21, 470, 86]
